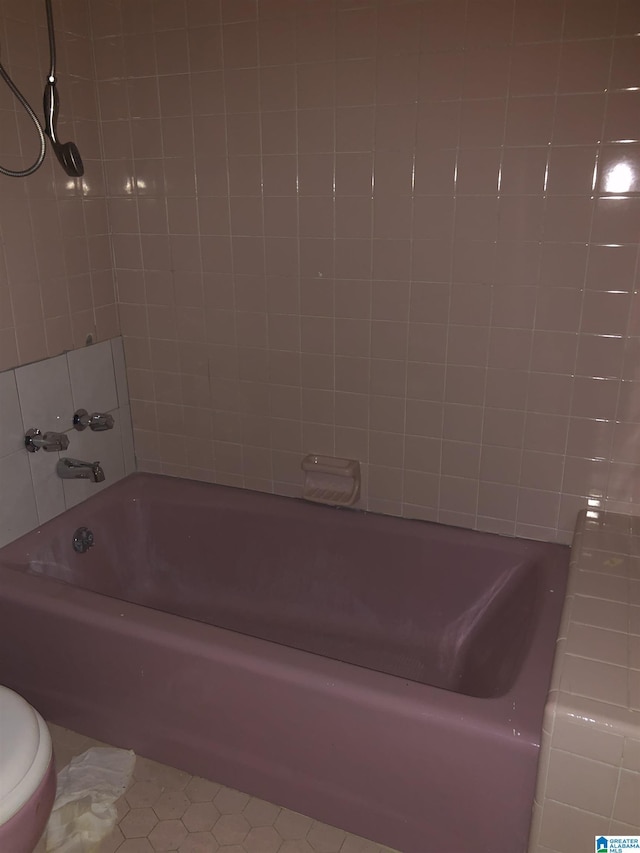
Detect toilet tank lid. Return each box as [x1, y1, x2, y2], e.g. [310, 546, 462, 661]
[0, 686, 52, 822]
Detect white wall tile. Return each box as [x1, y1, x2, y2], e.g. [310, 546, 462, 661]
[622, 737, 640, 772]
[119, 404, 136, 475]
[15, 353, 73, 434]
[612, 769, 640, 825]
[545, 749, 618, 817]
[27, 449, 66, 526]
[0, 452, 38, 548]
[67, 340, 118, 415]
[111, 337, 130, 409]
[0, 371, 24, 458]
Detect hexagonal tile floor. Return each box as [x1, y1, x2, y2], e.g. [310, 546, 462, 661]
[34, 724, 401, 853]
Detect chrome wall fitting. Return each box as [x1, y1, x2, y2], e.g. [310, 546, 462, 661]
[25, 428, 69, 453]
[73, 409, 115, 432]
[57, 457, 105, 482]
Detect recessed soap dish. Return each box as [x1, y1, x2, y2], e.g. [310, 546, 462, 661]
[301, 454, 361, 507]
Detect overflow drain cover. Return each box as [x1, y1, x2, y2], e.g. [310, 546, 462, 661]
[72, 527, 94, 554]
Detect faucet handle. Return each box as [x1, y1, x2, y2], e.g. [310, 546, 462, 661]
[73, 409, 114, 432]
[89, 412, 114, 431]
[25, 428, 70, 453]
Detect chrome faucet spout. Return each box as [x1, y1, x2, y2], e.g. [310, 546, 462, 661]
[56, 457, 105, 483]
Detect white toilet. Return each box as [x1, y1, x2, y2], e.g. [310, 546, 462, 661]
[0, 686, 56, 853]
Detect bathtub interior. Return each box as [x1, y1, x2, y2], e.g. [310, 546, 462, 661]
[0, 474, 553, 698]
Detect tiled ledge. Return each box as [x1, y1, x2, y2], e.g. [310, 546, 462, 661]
[0, 338, 134, 547]
[529, 509, 640, 853]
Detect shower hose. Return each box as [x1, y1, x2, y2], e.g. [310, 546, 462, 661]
[0, 60, 47, 177]
[0, 0, 54, 178]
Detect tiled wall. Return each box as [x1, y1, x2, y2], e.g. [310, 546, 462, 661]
[0, 338, 134, 548]
[90, 0, 640, 544]
[1, 1, 637, 545]
[529, 509, 640, 852]
[0, 0, 119, 371]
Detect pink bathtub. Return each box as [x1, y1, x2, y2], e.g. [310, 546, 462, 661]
[0, 473, 568, 852]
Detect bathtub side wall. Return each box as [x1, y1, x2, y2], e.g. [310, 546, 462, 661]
[0, 563, 543, 853]
[0, 337, 135, 547]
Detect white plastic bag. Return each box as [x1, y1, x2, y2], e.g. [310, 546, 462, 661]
[46, 747, 135, 852]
